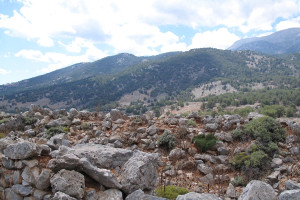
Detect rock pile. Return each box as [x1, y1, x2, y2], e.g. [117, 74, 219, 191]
[0, 105, 299, 199]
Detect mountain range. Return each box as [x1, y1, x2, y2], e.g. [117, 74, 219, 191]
[0, 28, 300, 113]
[228, 28, 300, 54]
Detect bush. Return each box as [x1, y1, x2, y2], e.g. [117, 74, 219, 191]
[24, 117, 38, 126]
[0, 133, 5, 138]
[46, 127, 66, 139]
[156, 185, 189, 200]
[230, 152, 250, 169]
[243, 116, 286, 144]
[186, 119, 197, 127]
[0, 118, 9, 124]
[260, 105, 285, 118]
[193, 134, 217, 153]
[247, 150, 268, 168]
[158, 131, 177, 150]
[231, 129, 245, 141]
[231, 176, 246, 187]
[233, 106, 254, 118]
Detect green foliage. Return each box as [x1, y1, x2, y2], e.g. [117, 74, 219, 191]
[231, 176, 246, 187]
[230, 152, 250, 169]
[286, 106, 297, 117]
[244, 116, 286, 144]
[0, 118, 9, 124]
[193, 134, 217, 153]
[233, 106, 254, 118]
[24, 117, 38, 126]
[247, 150, 268, 168]
[0, 133, 5, 138]
[156, 185, 189, 200]
[231, 129, 245, 141]
[157, 131, 177, 150]
[260, 105, 285, 118]
[46, 127, 66, 139]
[186, 119, 197, 127]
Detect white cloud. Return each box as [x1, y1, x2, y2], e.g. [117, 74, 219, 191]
[190, 28, 240, 50]
[1, 0, 300, 55]
[0, 68, 9, 75]
[15, 47, 107, 73]
[276, 17, 300, 31]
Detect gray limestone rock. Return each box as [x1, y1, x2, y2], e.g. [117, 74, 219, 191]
[71, 144, 133, 169]
[197, 164, 212, 175]
[168, 148, 186, 161]
[146, 125, 158, 136]
[52, 191, 77, 200]
[279, 189, 300, 200]
[22, 167, 40, 186]
[4, 141, 40, 160]
[205, 123, 218, 132]
[285, 180, 300, 190]
[110, 109, 124, 121]
[48, 153, 82, 172]
[125, 189, 167, 200]
[12, 184, 33, 196]
[36, 168, 52, 190]
[119, 151, 159, 194]
[80, 158, 122, 189]
[214, 132, 233, 142]
[4, 188, 23, 200]
[50, 169, 85, 199]
[238, 180, 276, 200]
[46, 133, 71, 150]
[98, 189, 123, 200]
[176, 192, 222, 200]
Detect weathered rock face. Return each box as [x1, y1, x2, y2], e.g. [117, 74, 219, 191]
[279, 189, 300, 200]
[110, 109, 124, 121]
[119, 151, 159, 194]
[176, 192, 222, 200]
[125, 189, 167, 200]
[168, 148, 186, 161]
[4, 141, 41, 160]
[50, 169, 85, 199]
[238, 180, 276, 200]
[98, 189, 123, 200]
[69, 144, 133, 169]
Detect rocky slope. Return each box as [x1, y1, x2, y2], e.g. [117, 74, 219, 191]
[0, 104, 299, 199]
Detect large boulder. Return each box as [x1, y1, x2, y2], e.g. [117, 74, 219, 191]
[238, 180, 276, 200]
[125, 189, 167, 200]
[98, 189, 123, 200]
[50, 169, 85, 199]
[71, 144, 133, 169]
[110, 109, 124, 121]
[46, 133, 71, 150]
[119, 151, 159, 194]
[279, 189, 300, 200]
[176, 192, 222, 200]
[50, 144, 133, 170]
[80, 158, 122, 189]
[4, 141, 41, 160]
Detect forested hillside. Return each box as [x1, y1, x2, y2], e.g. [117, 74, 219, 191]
[0, 48, 299, 113]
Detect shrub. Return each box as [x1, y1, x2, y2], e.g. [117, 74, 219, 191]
[186, 119, 197, 127]
[0, 133, 5, 138]
[231, 176, 246, 187]
[247, 150, 268, 168]
[0, 118, 9, 124]
[243, 116, 286, 144]
[230, 152, 250, 169]
[233, 106, 254, 118]
[260, 105, 285, 118]
[46, 127, 66, 139]
[193, 134, 217, 153]
[231, 129, 245, 141]
[24, 117, 38, 126]
[156, 185, 189, 200]
[158, 131, 177, 150]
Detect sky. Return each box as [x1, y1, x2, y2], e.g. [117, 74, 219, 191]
[1, 0, 300, 85]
